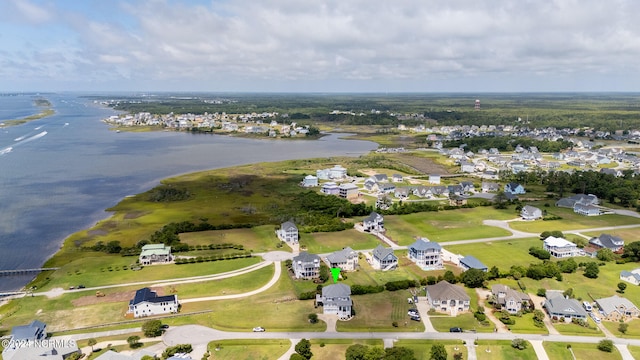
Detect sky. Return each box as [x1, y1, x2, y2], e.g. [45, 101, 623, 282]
[1, 0, 640, 92]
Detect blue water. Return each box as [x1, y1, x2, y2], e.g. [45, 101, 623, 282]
[0, 94, 378, 291]
[0, 94, 41, 120]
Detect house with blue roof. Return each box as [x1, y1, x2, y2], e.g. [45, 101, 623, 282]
[127, 288, 179, 318]
[620, 268, 640, 286]
[408, 238, 442, 270]
[459, 255, 488, 272]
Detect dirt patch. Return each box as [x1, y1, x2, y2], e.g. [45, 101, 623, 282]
[387, 154, 451, 175]
[124, 211, 149, 220]
[71, 287, 166, 307]
[87, 229, 108, 236]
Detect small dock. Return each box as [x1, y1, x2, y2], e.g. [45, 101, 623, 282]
[0, 267, 59, 276]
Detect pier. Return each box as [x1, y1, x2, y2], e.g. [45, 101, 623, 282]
[0, 267, 59, 276]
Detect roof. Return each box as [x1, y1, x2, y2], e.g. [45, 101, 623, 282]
[338, 183, 358, 190]
[621, 270, 640, 282]
[521, 205, 541, 216]
[544, 236, 576, 248]
[372, 245, 396, 261]
[460, 255, 487, 270]
[590, 234, 623, 249]
[11, 320, 46, 341]
[293, 251, 320, 264]
[140, 244, 171, 256]
[322, 283, 351, 298]
[544, 296, 587, 317]
[281, 221, 297, 230]
[595, 295, 638, 316]
[409, 238, 441, 251]
[427, 281, 470, 302]
[364, 212, 382, 223]
[130, 288, 177, 306]
[491, 284, 530, 304]
[326, 247, 356, 264]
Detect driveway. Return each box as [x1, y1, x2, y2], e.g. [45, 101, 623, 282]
[415, 296, 436, 332]
[475, 288, 508, 333]
[528, 293, 559, 335]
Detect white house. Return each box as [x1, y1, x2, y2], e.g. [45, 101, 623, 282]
[329, 165, 348, 179]
[316, 283, 352, 318]
[139, 244, 173, 265]
[371, 245, 398, 271]
[426, 280, 470, 316]
[301, 175, 318, 187]
[520, 205, 543, 220]
[408, 238, 443, 270]
[429, 174, 441, 184]
[276, 221, 299, 244]
[127, 288, 179, 318]
[620, 268, 640, 286]
[292, 252, 321, 280]
[543, 236, 580, 258]
[325, 247, 359, 272]
[321, 182, 339, 195]
[362, 212, 384, 232]
[2, 321, 80, 360]
[338, 183, 359, 199]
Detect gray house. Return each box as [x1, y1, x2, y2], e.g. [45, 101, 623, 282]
[2, 321, 80, 360]
[371, 245, 398, 271]
[543, 292, 587, 322]
[292, 252, 321, 280]
[276, 220, 299, 244]
[459, 255, 488, 272]
[491, 284, 531, 314]
[325, 247, 359, 272]
[426, 280, 470, 316]
[408, 238, 442, 270]
[589, 234, 624, 253]
[316, 283, 353, 319]
[520, 205, 543, 220]
[362, 212, 384, 232]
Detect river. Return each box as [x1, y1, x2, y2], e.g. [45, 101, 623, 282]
[0, 93, 378, 291]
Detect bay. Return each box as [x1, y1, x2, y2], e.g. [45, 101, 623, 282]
[0, 94, 377, 291]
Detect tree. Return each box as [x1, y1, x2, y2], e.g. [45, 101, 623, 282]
[87, 338, 97, 352]
[493, 191, 509, 209]
[142, 319, 163, 337]
[127, 335, 141, 348]
[511, 338, 527, 350]
[443, 270, 458, 284]
[430, 343, 447, 360]
[461, 268, 486, 288]
[596, 248, 615, 262]
[345, 344, 368, 360]
[618, 282, 627, 293]
[365, 347, 385, 360]
[453, 353, 463, 360]
[597, 339, 614, 352]
[290, 354, 306, 360]
[584, 262, 600, 279]
[295, 339, 313, 359]
[619, 322, 629, 334]
[384, 346, 417, 360]
[308, 313, 318, 324]
[624, 241, 640, 260]
[141, 356, 155, 360]
[487, 266, 500, 280]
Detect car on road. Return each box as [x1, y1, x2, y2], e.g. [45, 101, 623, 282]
[252, 326, 265, 332]
[161, 324, 169, 330]
[449, 327, 463, 332]
[78, 285, 85, 289]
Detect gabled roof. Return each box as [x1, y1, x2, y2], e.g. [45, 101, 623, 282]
[130, 288, 177, 306]
[595, 295, 638, 316]
[521, 205, 541, 217]
[326, 247, 356, 264]
[409, 238, 441, 251]
[427, 281, 470, 302]
[590, 234, 623, 250]
[372, 245, 396, 261]
[140, 244, 171, 256]
[322, 283, 351, 298]
[11, 320, 46, 341]
[544, 296, 587, 317]
[293, 251, 320, 264]
[364, 212, 382, 223]
[281, 221, 297, 230]
[460, 255, 487, 270]
[544, 236, 576, 248]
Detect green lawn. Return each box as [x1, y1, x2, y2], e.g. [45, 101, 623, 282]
[543, 341, 622, 360]
[179, 225, 279, 252]
[301, 229, 381, 253]
[602, 319, 640, 338]
[384, 208, 513, 245]
[508, 207, 639, 233]
[336, 291, 425, 332]
[394, 340, 467, 360]
[444, 237, 541, 270]
[205, 339, 291, 360]
[475, 340, 537, 360]
[553, 318, 602, 336]
[508, 312, 549, 335]
[430, 313, 494, 333]
[32, 256, 260, 291]
[310, 339, 383, 360]
[628, 345, 640, 359]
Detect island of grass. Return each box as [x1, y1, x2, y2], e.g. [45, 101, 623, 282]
[0, 98, 54, 127]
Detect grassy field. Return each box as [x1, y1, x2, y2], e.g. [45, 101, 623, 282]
[553, 319, 602, 336]
[309, 339, 383, 360]
[508, 313, 549, 335]
[336, 290, 425, 332]
[543, 341, 622, 360]
[179, 225, 279, 251]
[429, 313, 494, 333]
[205, 339, 291, 360]
[475, 340, 537, 360]
[508, 207, 639, 233]
[32, 256, 260, 291]
[602, 319, 640, 338]
[581, 227, 640, 243]
[302, 229, 381, 253]
[444, 237, 541, 270]
[628, 345, 640, 359]
[394, 339, 467, 360]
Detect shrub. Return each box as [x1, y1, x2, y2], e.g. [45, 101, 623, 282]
[511, 338, 527, 350]
[597, 339, 614, 352]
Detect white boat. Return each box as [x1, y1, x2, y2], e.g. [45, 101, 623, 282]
[0, 147, 13, 155]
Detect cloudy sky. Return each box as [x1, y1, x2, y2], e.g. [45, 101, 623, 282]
[1, 0, 639, 92]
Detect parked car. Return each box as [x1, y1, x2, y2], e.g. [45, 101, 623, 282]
[252, 326, 265, 332]
[161, 324, 169, 330]
[77, 285, 86, 289]
[407, 309, 419, 316]
[449, 327, 463, 333]
[410, 315, 421, 322]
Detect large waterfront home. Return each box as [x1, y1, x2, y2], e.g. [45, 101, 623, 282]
[316, 283, 353, 319]
[543, 236, 580, 258]
[426, 280, 470, 316]
[408, 238, 443, 270]
[292, 252, 321, 280]
[127, 288, 179, 318]
[371, 245, 398, 271]
[276, 220, 299, 244]
[325, 247, 359, 272]
[139, 244, 173, 265]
